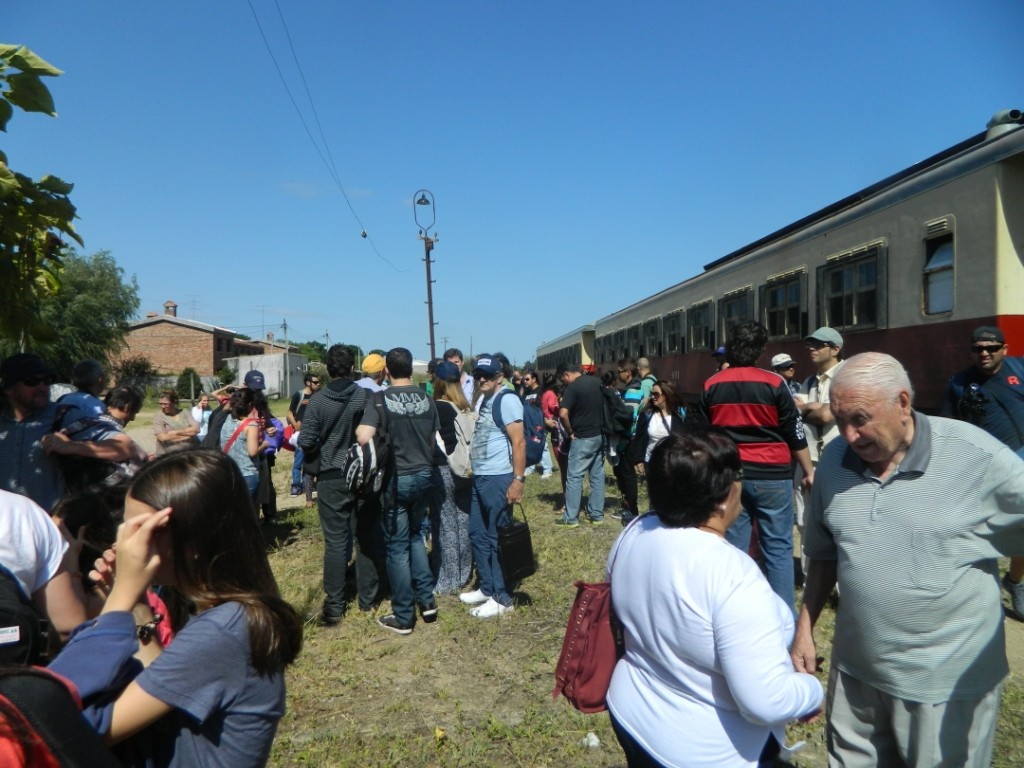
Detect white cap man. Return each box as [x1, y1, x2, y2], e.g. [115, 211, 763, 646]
[771, 353, 800, 396]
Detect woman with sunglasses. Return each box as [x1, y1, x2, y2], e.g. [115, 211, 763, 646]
[607, 430, 822, 767]
[628, 379, 687, 483]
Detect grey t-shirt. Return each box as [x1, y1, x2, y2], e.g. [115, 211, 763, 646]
[135, 602, 285, 767]
[360, 384, 439, 474]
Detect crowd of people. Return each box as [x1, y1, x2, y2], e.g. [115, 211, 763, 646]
[2, 319, 1024, 765]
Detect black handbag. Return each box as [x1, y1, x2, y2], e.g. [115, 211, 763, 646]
[498, 503, 537, 583]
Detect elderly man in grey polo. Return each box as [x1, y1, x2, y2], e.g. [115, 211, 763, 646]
[792, 352, 1024, 767]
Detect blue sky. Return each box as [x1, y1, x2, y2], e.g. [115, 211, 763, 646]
[5, 1, 1022, 366]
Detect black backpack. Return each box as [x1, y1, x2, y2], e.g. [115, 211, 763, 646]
[602, 386, 634, 439]
[0, 565, 48, 665]
[343, 391, 395, 499]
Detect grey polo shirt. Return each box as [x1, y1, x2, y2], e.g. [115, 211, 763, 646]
[805, 412, 1024, 703]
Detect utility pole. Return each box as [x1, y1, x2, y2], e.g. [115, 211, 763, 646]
[282, 318, 290, 398]
[414, 190, 439, 361]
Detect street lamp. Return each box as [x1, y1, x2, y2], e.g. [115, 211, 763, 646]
[414, 189, 438, 360]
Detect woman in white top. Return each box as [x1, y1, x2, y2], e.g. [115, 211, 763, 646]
[607, 429, 822, 767]
[628, 379, 687, 476]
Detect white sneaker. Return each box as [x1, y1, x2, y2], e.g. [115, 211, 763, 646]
[540, 472, 553, 479]
[459, 589, 488, 605]
[470, 597, 513, 618]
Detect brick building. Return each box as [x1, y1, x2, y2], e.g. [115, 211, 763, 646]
[119, 301, 262, 377]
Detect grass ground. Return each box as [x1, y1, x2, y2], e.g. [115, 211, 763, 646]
[128, 403, 1024, 767]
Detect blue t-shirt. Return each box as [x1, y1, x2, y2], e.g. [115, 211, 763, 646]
[470, 391, 523, 476]
[57, 390, 106, 427]
[134, 602, 285, 768]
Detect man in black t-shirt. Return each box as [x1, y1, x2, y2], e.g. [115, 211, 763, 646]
[556, 362, 606, 527]
[287, 373, 320, 495]
[357, 347, 440, 635]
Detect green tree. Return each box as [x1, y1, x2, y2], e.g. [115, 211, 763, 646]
[2, 250, 140, 380]
[0, 44, 81, 351]
[176, 367, 201, 402]
[296, 339, 327, 361]
[216, 366, 236, 387]
[110, 354, 155, 385]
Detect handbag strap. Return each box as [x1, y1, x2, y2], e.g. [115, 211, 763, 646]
[511, 501, 529, 523]
[222, 418, 254, 454]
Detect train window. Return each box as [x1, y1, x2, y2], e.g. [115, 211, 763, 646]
[628, 324, 642, 358]
[688, 301, 713, 351]
[923, 235, 954, 314]
[664, 311, 684, 354]
[644, 318, 663, 358]
[717, 289, 753, 342]
[816, 245, 887, 331]
[760, 272, 806, 340]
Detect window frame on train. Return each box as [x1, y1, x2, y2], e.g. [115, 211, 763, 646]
[663, 310, 684, 355]
[688, 300, 714, 351]
[717, 287, 754, 345]
[922, 218, 955, 316]
[816, 243, 888, 332]
[760, 270, 807, 341]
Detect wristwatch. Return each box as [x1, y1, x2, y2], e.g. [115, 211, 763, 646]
[513, 475, 526, 482]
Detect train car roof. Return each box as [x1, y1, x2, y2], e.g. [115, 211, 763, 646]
[703, 119, 1023, 272]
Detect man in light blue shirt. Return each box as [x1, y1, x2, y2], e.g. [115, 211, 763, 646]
[460, 354, 525, 619]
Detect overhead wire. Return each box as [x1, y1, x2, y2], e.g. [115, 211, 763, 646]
[245, 0, 404, 272]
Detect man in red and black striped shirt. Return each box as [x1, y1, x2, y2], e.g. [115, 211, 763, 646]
[698, 322, 814, 611]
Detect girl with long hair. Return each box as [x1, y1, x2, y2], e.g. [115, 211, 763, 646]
[429, 363, 474, 594]
[49, 450, 303, 767]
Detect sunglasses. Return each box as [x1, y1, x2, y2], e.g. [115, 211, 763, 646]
[310, 380, 321, 385]
[971, 344, 1004, 354]
[20, 376, 53, 387]
[651, 391, 662, 399]
[473, 372, 497, 381]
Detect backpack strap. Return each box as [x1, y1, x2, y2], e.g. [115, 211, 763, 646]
[491, 389, 508, 435]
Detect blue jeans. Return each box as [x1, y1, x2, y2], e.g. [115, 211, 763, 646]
[381, 470, 436, 627]
[725, 478, 795, 612]
[469, 474, 514, 607]
[291, 445, 305, 487]
[537, 436, 553, 475]
[564, 435, 605, 523]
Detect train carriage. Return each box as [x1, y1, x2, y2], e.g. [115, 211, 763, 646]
[537, 110, 1024, 412]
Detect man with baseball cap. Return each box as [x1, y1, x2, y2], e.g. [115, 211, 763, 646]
[771, 353, 800, 396]
[356, 353, 386, 393]
[941, 325, 1024, 618]
[459, 354, 525, 618]
[798, 328, 845, 461]
[0, 353, 64, 510]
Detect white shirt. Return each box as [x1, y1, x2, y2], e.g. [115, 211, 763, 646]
[801, 360, 843, 462]
[0, 490, 67, 599]
[607, 515, 822, 767]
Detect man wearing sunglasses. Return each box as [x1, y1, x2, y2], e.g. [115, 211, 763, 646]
[0, 353, 64, 511]
[941, 325, 1024, 618]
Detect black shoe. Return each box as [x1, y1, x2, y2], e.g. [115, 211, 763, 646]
[419, 603, 438, 623]
[378, 615, 413, 635]
[318, 613, 343, 627]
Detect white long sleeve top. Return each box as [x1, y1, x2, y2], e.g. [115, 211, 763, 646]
[606, 514, 822, 767]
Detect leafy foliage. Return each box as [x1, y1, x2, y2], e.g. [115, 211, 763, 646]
[217, 366, 236, 387]
[0, 44, 80, 351]
[176, 367, 202, 401]
[110, 354, 156, 384]
[0, 250, 139, 381]
[295, 339, 327, 362]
